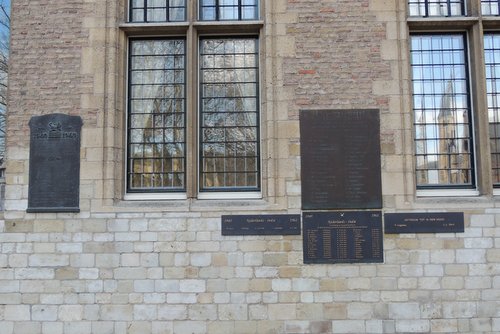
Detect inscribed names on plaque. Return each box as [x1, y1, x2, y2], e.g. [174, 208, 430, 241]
[384, 212, 464, 234]
[221, 214, 301, 235]
[27, 114, 83, 213]
[303, 211, 383, 264]
[299, 109, 382, 210]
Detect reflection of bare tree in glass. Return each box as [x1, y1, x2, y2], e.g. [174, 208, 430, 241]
[201, 39, 258, 189]
[130, 40, 185, 190]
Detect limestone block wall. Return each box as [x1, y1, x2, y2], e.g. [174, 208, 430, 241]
[1, 0, 499, 333]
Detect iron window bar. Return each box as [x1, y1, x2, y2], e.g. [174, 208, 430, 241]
[199, 37, 261, 191]
[127, 39, 187, 192]
[129, 0, 186, 23]
[408, 0, 465, 17]
[199, 0, 259, 21]
[484, 33, 500, 186]
[481, 0, 500, 15]
[410, 34, 475, 189]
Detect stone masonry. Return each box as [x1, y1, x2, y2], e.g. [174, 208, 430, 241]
[2, 0, 500, 333]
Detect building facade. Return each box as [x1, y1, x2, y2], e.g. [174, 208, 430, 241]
[2, 0, 500, 333]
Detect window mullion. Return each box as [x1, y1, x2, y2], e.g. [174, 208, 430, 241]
[186, 26, 198, 198]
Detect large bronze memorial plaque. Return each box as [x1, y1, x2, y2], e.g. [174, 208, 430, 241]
[303, 211, 383, 264]
[27, 114, 83, 213]
[299, 109, 382, 210]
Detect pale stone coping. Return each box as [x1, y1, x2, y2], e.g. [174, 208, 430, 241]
[407, 16, 479, 29]
[416, 189, 480, 198]
[124, 191, 262, 201]
[412, 189, 499, 209]
[193, 20, 264, 33]
[124, 193, 188, 201]
[197, 191, 262, 200]
[113, 195, 276, 212]
[481, 17, 500, 29]
[119, 20, 264, 35]
[119, 22, 190, 35]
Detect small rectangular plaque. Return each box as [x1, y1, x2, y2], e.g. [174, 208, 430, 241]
[28, 114, 83, 213]
[221, 215, 301, 235]
[303, 211, 383, 264]
[384, 212, 465, 234]
[300, 109, 382, 210]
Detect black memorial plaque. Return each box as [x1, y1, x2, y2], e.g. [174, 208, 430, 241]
[299, 109, 382, 210]
[384, 212, 464, 234]
[222, 214, 301, 235]
[27, 114, 83, 213]
[303, 211, 383, 264]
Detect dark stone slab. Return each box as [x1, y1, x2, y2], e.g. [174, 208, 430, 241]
[299, 109, 382, 210]
[384, 212, 465, 234]
[303, 211, 383, 264]
[221, 214, 301, 235]
[27, 114, 83, 213]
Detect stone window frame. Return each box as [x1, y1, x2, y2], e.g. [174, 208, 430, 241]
[121, 0, 265, 200]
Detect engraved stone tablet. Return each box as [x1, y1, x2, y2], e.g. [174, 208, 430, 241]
[384, 212, 465, 234]
[300, 109, 382, 210]
[27, 114, 83, 213]
[303, 211, 383, 264]
[221, 214, 301, 235]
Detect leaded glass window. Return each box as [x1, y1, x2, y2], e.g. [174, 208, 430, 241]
[484, 34, 500, 186]
[199, 38, 260, 191]
[411, 34, 474, 188]
[408, 0, 465, 17]
[127, 39, 186, 192]
[129, 0, 186, 23]
[199, 0, 259, 21]
[482, 0, 500, 15]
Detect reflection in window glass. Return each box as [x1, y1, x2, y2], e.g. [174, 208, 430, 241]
[199, 38, 260, 191]
[411, 34, 474, 188]
[128, 39, 186, 192]
[482, 0, 500, 15]
[200, 0, 258, 21]
[484, 34, 500, 185]
[408, 0, 464, 17]
[129, 0, 186, 23]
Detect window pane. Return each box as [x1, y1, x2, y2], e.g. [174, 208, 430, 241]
[199, 0, 258, 20]
[128, 39, 186, 192]
[200, 38, 260, 191]
[408, 0, 465, 17]
[411, 34, 474, 188]
[485, 33, 500, 186]
[129, 0, 186, 22]
[482, 0, 500, 15]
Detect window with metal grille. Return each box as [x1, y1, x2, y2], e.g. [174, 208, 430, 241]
[129, 0, 186, 23]
[410, 34, 474, 188]
[199, 0, 259, 21]
[484, 33, 500, 186]
[199, 37, 260, 191]
[127, 39, 186, 192]
[408, 0, 465, 17]
[482, 0, 500, 15]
